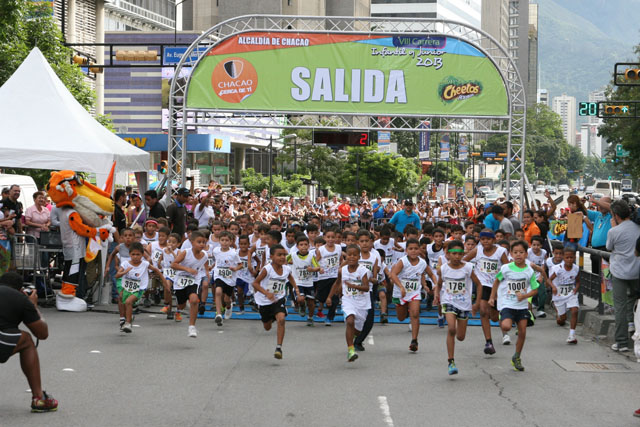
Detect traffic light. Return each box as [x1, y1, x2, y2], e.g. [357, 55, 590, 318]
[625, 68, 640, 81]
[158, 160, 168, 175]
[115, 50, 158, 61]
[72, 55, 102, 73]
[598, 101, 635, 118]
[603, 105, 629, 115]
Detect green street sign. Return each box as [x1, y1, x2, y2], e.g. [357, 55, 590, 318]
[616, 143, 630, 157]
[214, 166, 229, 175]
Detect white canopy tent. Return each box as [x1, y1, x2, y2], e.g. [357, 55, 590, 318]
[0, 48, 150, 175]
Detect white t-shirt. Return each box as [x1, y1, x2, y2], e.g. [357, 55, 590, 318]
[527, 248, 547, 280]
[393, 256, 427, 299]
[495, 263, 538, 310]
[317, 245, 342, 280]
[213, 247, 241, 285]
[472, 245, 507, 288]
[440, 262, 475, 311]
[374, 239, 395, 266]
[174, 249, 208, 290]
[148, 241, 164, 268]
[255, 264, 291, 306]
[120, 259, 150, 292]
[550, 261, 579, 298]
[341, 265, 371, 308]
[289, 251, 317, 288]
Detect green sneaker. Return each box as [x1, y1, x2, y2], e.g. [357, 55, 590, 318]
[511, 355, 524, 371]
[448, 360, 458, 375]
[348, 348, 358, 362]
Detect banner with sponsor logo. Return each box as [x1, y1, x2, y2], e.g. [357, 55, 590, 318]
[458, 135, 468, 160]
[418, 121, 430, 160]
[187, 32, 508, 116]
[439, 133, 450, 160]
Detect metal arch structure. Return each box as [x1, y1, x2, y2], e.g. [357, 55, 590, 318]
[168, 15, 526, 206]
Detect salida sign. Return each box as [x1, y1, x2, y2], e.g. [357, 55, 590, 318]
[186, 32, 508, 117]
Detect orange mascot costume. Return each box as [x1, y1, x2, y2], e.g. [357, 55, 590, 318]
[46, 171, 115, 312]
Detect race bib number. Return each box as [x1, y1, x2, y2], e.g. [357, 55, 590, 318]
[297, 268, 310, 281]
[558, 285, 574, 297]
[507, 280, 526, 297]
[208, 257, 215, 268]
[122, 278, 140, 292]
[403, 279, 420, 292]
[242, 259, 249, 269]
[217, 267, 233, 279]
[152, 250, 162, 263]
[360, 262, 374, 273]
[325, 255, 339, 269]
[346, 280, 362, 296]
[445, 279, 466, 295]
[478, 259, 499, 274]
[267, 279, 286, 294]
[385, 255, 393, 266]
[175, 275, 196, 289]
[256, 247, 266, 260]
[162, 268, 176, 278]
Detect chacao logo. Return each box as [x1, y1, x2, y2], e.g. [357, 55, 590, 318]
[124, 137, 147, 148]
[211, 57, 258, 103]
[214, 138, 223, 149]
[438, 77, 482, 103]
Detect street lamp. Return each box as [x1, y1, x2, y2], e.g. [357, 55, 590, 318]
[247, 133, 297, 197]
[173, 0, 190, 44]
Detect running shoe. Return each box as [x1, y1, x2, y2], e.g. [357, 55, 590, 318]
[348, 348, 358, 362]
[325, 318, 332, 326]
[629, 322, 636, 333]
[306, 317, 314, 327]
[409, 339, 418, 352]
[161, 305, 170, 314]
[536, 310, 547, 318]
[502, 334, 511, 345]
[31, 391, 58, 413]
[119, 318, 125, 330]
[188, 325, 198, 338]
[511, 355, 524, 371]
[274, 347, 283, 359]
[634, 408, 640, 418]
[122, 322, 132, 333]
[237, 309, 245, 315]
[224, 303, 234, 320]
[317, 309, 325, 318]
[153, 291, 162, 305]
[437, 315, 445, 328]
[484, 342, 496, 355]
[198, 303, 205, 316]
[166, 310, 174, 320]
[380, 312, 388, 324]
[448, 361, 458, 376]
[215, 314, 223, 326]
[566, 334, 578, 345]
[611, 343, 629, 352]
[143, 297, 151, 308]
[298, 303, 306, 317]
[354, 342, 365, 352]
[174, 312, 183, 322]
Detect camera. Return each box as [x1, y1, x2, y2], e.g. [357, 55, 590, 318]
[22, 286, 36, 296]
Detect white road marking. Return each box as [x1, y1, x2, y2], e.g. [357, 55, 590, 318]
[218, 331, 224, 334]
[90, 350, 101, 354]
[62, 368, 75, 372]
[367, 335, 374, 345]
[378, 396, 394, 427]
[26, 389, 31, 393]
[132, 324, 140, 328]
[148, 314, 157, 318]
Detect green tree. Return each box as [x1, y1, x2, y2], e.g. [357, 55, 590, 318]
[597, 43, 640, 178]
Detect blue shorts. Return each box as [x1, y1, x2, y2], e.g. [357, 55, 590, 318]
[236, 278, 249, 294]
[499, 307, 530, 324]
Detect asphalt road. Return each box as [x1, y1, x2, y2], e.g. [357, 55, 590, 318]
[1, 306, 639, 427]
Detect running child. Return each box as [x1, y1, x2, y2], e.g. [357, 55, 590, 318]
[141, 219, 159, 243]
[463, 229, 509, 353]
[548, 247, 580, 344]
[489, 240, 539, 371]
[159, 233, 180, 319]
[353, 230, 380, 350]
[287, 235, 322, 326]
[427, 228, 446, 326]
[326, 244, 370, 362]
[171, 231, 210, 337]
[315, 227, 342, 325]
[212, 231, 243, 326]
[144, 225, 169, 306]
[236, 235, 258, 314]
[435, 240, 482, 375]
[390, 238, 437, 352]
[252, 244, 304, 359]
[528, 235, 548, 318]
[542, 243, 565, 318]
[105, 228, 135, 329]
[115, 242, 161, 333]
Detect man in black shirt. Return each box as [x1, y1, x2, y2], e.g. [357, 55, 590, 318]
[0, 272, 57, 412]
[113, 189, 127, 238]
[144, 189, 166, 219]
[1, 184, 23, 233]
[166, 187, 190, 237]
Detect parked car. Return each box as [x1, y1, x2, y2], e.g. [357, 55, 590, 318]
[547, 185, 557, 195]
[477, 186, 490, 197]
[558, 184, 570, 192]
[484, 191, 501, 203]
[585, 185, 595, 195]
[535, 185, 546, 194]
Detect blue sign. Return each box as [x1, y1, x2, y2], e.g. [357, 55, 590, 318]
[482, 152, 496, 157]
[418, 121, 430, 160]
[118, 134, 231, 153]
[163, 47, 209, 65]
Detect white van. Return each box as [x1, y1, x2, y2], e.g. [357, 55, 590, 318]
[594, 180, 621, 199]
[0, 173, 40, 212]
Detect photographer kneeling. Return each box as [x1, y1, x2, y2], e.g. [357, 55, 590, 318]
[0, 272, 58, 412]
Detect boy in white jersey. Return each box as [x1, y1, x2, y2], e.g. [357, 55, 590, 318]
[543, 244, 564, 317]
[489, 240, 539, 371]
[143, 226, 169, 307]
[390, 238, 437, 353]
[159, 233, 180, 319]
[464, 229, 510, 354]
[528, 236, 549, 318]
[427, 228, 446, 327]
[353, 230, 380, 351]
[287, 235, 322, 326]
[315, 228, 343, 325]
[213, 231, 243, 326]
[435, 240, 482, 375]
[236, 235, 258, 314]
[141, 219, 159, 243]
[171, 231, 210, 337]
[327, 244, 370, 362]
[548, 247, 580, 344]
[115, 242, 161, 333]
[252, 224, 270, 269]
[105, 228, 135, 329]
[252, 244, 304, 359]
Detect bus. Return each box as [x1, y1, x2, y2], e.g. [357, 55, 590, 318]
[621, 178, 633, 192]
[594, 180, 621, 198]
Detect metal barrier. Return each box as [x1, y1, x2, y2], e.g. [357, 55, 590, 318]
[576, 245, 609, 315]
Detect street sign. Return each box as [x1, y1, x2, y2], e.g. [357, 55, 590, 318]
[163, 46, 209, 65]
[616, 143, 630, 157]
[482, 152, 496, 157]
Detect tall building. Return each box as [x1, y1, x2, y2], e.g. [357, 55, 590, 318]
[552, 93, 577, 146]
[579, 123, 603, 158]
[370, 0, 481, 27]
[527, 2, 538, 108]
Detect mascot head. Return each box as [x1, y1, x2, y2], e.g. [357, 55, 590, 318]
[46, 170, 114, 227]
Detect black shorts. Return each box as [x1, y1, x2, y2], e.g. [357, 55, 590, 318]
[215, 279, 235, 297]
[298, 285, 315, 299]
[481, 286, 493, 302]
[500, 307, 531, 324]
[0, 329, 21, 364]
[175, 284, 198, 305]
[315, 278, 336, 303]
[259, 298, 287, 323]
